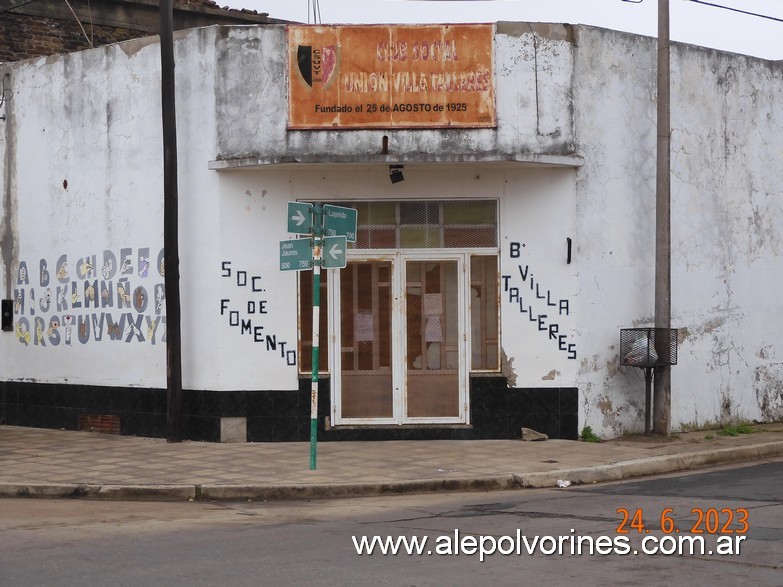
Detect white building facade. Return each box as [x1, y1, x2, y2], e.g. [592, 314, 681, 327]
[1, 23, 781, 441]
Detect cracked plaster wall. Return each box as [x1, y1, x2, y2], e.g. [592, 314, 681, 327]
[0, 28, 222, 389]
[573, 27, 783, 436]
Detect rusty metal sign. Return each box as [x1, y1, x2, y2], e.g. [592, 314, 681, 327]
[288, 24, 496, 129]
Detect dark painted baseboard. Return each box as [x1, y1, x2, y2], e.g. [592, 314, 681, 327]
[0, 379, 578, 441]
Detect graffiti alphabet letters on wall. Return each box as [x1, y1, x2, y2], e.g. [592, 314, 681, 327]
[13, 248, 166, 347]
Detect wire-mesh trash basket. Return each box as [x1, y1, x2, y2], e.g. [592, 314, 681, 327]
[620, 328, 678, 368]
[619, 327, 678, 434]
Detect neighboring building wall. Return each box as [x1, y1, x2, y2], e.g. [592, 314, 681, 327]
[1, 23, 781, 440]
[0, 0, 279, 62]
[0, 12, 137, 61]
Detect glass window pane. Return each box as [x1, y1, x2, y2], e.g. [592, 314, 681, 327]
[406, 260, 459, 417]
[444, 200, 496, 224]
[366, 202, 397, 225]
[470, 255, 499, 371]
[340, 261, 393, 418]
[401, 227, 440, 248]
[357, 228, 396, 248]
[444, 227, 496, 248]
[400, 201, 439, 225]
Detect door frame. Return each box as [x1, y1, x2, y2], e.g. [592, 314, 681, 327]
[329, 250, 470, 426]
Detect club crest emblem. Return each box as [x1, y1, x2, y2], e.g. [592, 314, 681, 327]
[297, 45, 338, 88]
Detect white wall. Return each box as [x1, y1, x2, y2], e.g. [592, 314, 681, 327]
[573, 27, 783, 435]
[499, 167, 578, 387]
[1, 29, 222, 390]
[214, 163, 577, 391]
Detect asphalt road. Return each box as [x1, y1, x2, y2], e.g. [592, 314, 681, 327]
[1, 459, 780, 586]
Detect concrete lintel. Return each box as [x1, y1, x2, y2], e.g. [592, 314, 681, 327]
[208, 152, 584, 171]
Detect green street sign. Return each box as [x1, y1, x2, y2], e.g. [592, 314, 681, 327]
[279, 238, 313, 271]
[322, 235, 347, 269]
[323, 204, 357, 242]
[287, 201, 313, 235]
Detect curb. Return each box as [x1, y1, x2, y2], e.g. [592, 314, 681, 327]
[516, 441, 783, 488]
[1, 441, 781, 502]
[197, 476, 518, 502]
[0, 482, 196, 501]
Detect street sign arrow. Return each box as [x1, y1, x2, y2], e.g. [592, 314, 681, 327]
[292, 209, 306, 227]
[328, 240, 342, 260]
[322, 235, 347, 269]
[287, 202, 313, 235]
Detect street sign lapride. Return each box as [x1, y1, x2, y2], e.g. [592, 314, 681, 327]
[287, 201, 313, 235]
[323, 204, 358, 242]
[322, 235, 347, 269]
[279, 238, 313, 271]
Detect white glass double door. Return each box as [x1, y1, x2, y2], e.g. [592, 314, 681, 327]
[329, 252, 469, 425]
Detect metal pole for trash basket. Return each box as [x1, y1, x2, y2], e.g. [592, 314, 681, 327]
[620, 328, 677, 436]
[644, 367, 653, 435]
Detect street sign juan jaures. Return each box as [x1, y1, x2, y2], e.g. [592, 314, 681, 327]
[279, 238, 313, 272]
[288, 24, 496, 129]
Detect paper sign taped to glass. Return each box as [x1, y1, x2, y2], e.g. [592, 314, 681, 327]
[425, 315, 442, 342]
[354, 312, 374, 342]
[423, 293, 442, 316]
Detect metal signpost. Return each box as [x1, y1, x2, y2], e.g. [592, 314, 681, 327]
[280, 202, 356, 470]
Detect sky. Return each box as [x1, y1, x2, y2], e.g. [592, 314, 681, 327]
[221, 0, 783, 60]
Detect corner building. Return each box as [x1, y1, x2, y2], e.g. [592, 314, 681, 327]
[1, 22, 781, 441]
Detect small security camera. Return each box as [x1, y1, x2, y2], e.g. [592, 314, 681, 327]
[389, 165, 404, 184]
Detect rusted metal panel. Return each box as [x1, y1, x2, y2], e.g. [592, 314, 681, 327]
[288, 24, 496, 129]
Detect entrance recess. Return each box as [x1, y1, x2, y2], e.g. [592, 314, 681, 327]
[332, 253, 468, 425]
[302, 199, 499, 427]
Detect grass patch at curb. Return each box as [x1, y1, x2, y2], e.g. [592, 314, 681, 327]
[718, 423, 756, 437]
[580, 426, 601, 443]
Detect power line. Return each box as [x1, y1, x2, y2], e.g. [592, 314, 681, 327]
[309, 0, 321, 24]
[622, 0, 783, 23]
[684, 0, 783, 23]
[62, 0, 93, 47]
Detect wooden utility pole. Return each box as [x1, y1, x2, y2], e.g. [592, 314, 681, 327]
[160, 0, 183, 442]
[653, 0, 672, 435]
